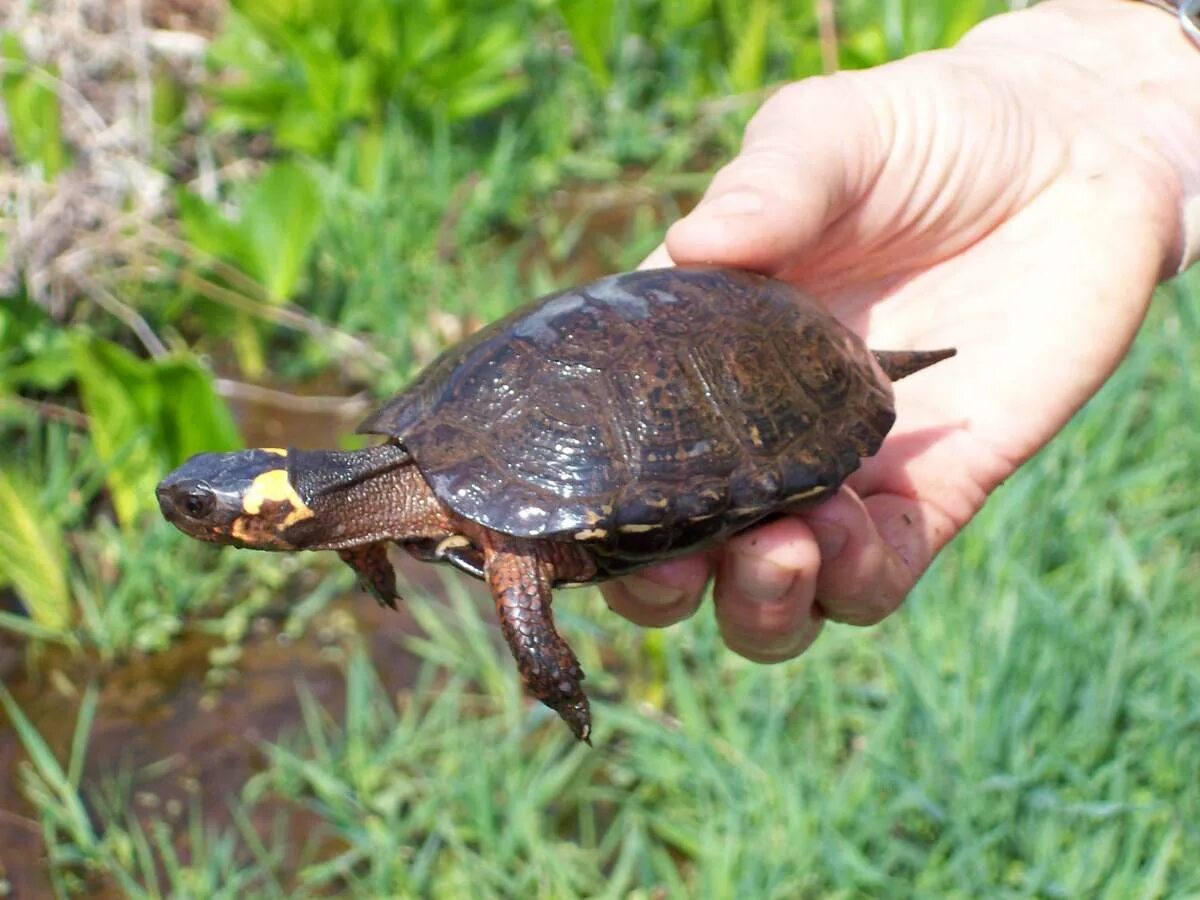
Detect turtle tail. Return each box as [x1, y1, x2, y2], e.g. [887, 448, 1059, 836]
[873, 348, 956, 382]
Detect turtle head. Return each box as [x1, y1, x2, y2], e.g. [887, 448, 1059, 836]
[156, 448, 313, 550]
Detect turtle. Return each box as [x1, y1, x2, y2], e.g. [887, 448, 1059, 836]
[157, 266, 954, 742]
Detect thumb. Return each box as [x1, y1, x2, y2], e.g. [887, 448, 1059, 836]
[666, 75, 886, 276]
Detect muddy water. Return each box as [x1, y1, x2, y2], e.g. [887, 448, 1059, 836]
[0, 577, 455, 896]
[0, 396, 485, 895]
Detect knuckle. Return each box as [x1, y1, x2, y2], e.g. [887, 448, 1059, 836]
[815, 590, 902, 626]
[603, 581, 701, 628]
[745, 73, 853, 142]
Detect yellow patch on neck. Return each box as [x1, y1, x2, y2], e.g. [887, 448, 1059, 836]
[243, 468, 314, 527]
[261, 447, 288, 456]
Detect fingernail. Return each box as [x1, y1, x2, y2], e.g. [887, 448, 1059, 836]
[704, 190, 764, 217]
[729, 552, 795, 603]
[622, 574, 686, 608]
[807, 519, 848, 561]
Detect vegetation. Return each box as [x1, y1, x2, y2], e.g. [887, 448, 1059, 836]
[2, 0, 1197, 895]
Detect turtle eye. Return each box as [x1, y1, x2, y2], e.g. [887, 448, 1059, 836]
[181, 485, 215, 519]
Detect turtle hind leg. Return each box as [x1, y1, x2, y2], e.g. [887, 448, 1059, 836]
[482, 537, 592, 743]
[339, 543, 400, 609]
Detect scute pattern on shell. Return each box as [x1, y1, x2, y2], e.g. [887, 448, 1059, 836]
[358, 267, 895, 577]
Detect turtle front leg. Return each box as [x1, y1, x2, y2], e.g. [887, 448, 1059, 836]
[339, 543, 400, 609]
[482, 537, 592, 743]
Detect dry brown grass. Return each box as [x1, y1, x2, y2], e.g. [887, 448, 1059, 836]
[1, 0, 216, 328]
[1, 0, 386, 390]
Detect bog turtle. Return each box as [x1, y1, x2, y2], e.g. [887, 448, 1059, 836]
[157, 267, 954, 742]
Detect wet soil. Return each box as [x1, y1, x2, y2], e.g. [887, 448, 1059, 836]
[0, 552, 482, 898]
[0, 393, 486, 897]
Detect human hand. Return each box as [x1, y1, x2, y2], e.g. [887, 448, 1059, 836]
[602, 0, 1200, 660]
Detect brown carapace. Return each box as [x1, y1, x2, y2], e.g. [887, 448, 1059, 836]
[157, 267, 955, 742]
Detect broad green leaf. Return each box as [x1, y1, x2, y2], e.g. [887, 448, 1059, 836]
[339, 56, 378, 121]
[177, 189, 256, 273]
[240, 162, 324, 302]
[0, 33, 71, 178]
[728, 0, 771, 92]
[410, 17, 462, 71]
[155, 356, 242, 465]
[665, 0, 715, 31]
[178, 163, 324, 301]
[0, 470, 71, 630]
[0, 295, 76, 392]
[208, 81, 294, 129]
[292, 30, 343, 113]
[273, 107, 338, 155]
[232, 310, 267, 382]
[446, 76, 530, 121]
[207, 0, 534, 160]
[0, 292, 49, 352]
[1, 342, 75, 392]
[72, 336, 239, 528]
[72, 338, 164, 527]
[559, 0, 616, 88]
[232, 0, 317, 34]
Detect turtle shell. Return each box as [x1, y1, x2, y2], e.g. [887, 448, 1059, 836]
[358, 267, 895, 577]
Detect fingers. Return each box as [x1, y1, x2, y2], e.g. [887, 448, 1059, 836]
[709, 487, 932, 659]
[665, 75, 885, 275]
[600, 555, 711, 628]
[601, 519, 826, 660]
[602, 486, 945, 662]
[712, 518, 824, 662]
[795, 488, 921, 626]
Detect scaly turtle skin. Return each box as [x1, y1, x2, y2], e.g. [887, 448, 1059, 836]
[157, 267, 954, 742]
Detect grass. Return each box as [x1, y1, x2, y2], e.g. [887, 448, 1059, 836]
[261, 274, 1200, 897]
[2, 0, 1197, 895]
[9, 271, 1199, 895]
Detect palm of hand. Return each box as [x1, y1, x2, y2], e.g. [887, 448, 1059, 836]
[780, 52, 1171, 541]
[604, 33, 1181, 658]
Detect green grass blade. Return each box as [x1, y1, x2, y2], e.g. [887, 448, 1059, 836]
[65, 684, 99, 791]
[0, 609, 75, 645]
[0, 469, 72, 630]
[0, 684, 96, 848]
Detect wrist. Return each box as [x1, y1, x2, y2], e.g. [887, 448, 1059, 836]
[1073, 0, 1200, 273]
[960, 0, 1200, 275]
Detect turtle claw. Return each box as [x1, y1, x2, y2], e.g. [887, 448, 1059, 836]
[515, 638, 593, 743]
[338, 544, 400, 611]
[367, 582, 400, 611]
[554, 695, 593, 744]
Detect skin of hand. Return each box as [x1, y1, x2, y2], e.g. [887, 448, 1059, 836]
[600, 0, 1200, 661]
